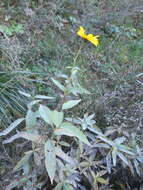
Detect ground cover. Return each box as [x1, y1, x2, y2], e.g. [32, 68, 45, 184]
[0, 0, 143, 189]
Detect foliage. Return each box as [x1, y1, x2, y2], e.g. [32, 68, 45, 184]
[0, 24, 24, 36]
[0, 67, 90, 188]
[1, 67, 143, 190]
[0, 72, 28, 127]
[0, 0, 143, 189]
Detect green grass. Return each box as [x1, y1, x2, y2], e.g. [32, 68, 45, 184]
[0, 72, 27, 127]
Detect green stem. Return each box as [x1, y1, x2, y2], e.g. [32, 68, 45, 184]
[73, 45, 83, 67]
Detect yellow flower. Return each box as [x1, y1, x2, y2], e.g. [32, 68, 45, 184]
[86, 34, 100, 46]
[77, 26, 87, 39]
[77, 26, 99, 46]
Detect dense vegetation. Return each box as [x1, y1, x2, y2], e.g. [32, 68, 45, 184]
[0, 0, 143, 189]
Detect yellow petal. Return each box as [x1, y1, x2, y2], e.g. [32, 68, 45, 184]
[77, 26, 87, 39]
[87, 34, 99, 46]
[86, 34, 94, 40]
[91, 37, 99, 46]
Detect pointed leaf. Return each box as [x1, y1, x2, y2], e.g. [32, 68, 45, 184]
[34, 152, 42, 166]
[112, 147, 117, 166]
[18, 90, 31, 97]
[34, 95, 54, 99]
[3, 132, 44, 144]
[88, 126, 103, 135]
[136, 145, 142, 155]
[96, 170, 107, 177]
[58, 141, 70, 147]
[26, 109, 38, 133]
[39, 105, 53, 125]
[87, 113, 95, 120]
[106, 152, 112, 173]
[54, 183, 63, 190]
[117, 151, 129, 166]
[62, 99, 81, 110]
[0, 118, 25, 136]
[51, 78, 66, 92]
[73, 85, 91, 95]
[65, 117, 81, 124]
[52, 110, 64, 127]
[14, 151, 33, 171]
[137, 156, 143, 163]
[45, 140, 56, 183]
[133, 159, 140, 175]
[114, 137, 126, 144]
[5, 177, 29, 190]
[55, 146, 76, 165]
[118, 144, 135, 155]
[54, 122, 90, 145]
[98, 135, 116, 146]
[63, 183, 74, 190]
[94, 143, 110, 148]
[27, 100, 41, 110]
[96, 177, 108, 185]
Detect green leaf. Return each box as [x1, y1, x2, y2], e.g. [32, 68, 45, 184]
[34, 152, 42, 167]
[27, 100, 41, 110]
[34, 95, 54, 99]
[54, 122, 90, 145]
[26, 109, 37, 133]
[0, 118, 25, 136]
[133, 159, 140, 175]
[117, 151, 129, 166]
[51, 78, 66, 92]
[117, 144, 135, 155]
[106, 153, 112, 174]
[98, 135, 116, 146]
[39, 105, 53, 125]
[14, 151, 33, 171]
[69, 86, 90, 96]
[96, 170, 107, 177]
[18, 90, 31, 98]
[0, 25, 13, 36]
[58, 141, 70, 147]
[114, 136, 126, 144]
[5, 177, 29, 190]
[45, 140, 56, 184]
[55, 146, 76, 165]
[20, 132, 44, 143]
[52, 110, 64, 127]
[94, 143, 110, 148]
[96, 177, 108, 185]
[63, 183, 74, 190]
[72, 85, 90, 95]
[88, 126, 103, 136]
[3, 132, 44, 144]
[62, 99, 81, 110]
[112, 147, 117, 166]
[54, 183, 63, 190]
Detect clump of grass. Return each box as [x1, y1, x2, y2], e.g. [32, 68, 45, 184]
[0, 72, 28, 128]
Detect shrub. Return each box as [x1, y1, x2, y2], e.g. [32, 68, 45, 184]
[1, 67, 143, 190]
